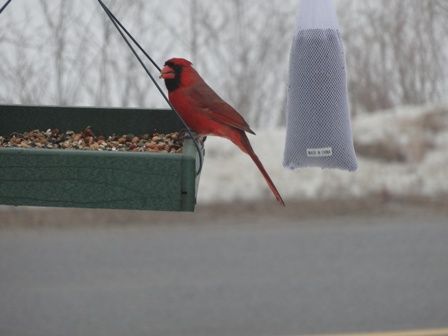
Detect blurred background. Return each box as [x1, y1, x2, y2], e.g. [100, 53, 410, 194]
[1, 1, 448, 336]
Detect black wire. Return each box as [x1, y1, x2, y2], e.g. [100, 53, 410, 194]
[96, 1, 161, 72]
[0, 0, 12, 15]
[97, 0, 204, 176]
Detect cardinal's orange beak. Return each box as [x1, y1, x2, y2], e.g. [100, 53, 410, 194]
[160, 65, 176, 79]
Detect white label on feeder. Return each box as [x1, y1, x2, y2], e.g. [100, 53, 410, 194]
[307, 147, 333, 158]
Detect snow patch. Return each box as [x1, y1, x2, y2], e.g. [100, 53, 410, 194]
[198, 105, 448, 204]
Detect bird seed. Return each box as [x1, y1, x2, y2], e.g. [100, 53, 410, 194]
[0, 127, 184, 154]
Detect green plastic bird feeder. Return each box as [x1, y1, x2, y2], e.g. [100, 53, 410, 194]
[0, 105, 203, 212]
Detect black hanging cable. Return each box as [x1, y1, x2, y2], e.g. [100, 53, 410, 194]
[97, 0, 204, 175]
[97, 1, 161, 72]
[0, 0, 13, 15]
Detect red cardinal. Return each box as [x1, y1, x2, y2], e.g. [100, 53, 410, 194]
[160, 58, 285, 206]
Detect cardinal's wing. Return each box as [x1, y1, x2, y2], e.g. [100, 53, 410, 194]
[188, 82, 255, 135]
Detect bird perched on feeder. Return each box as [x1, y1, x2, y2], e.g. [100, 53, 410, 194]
[160, 58, 285, 206]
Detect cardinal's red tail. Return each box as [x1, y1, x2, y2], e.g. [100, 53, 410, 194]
[232, 132, 285, 206]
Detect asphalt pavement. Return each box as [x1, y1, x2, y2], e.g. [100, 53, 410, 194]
[0, 207, 447, 336]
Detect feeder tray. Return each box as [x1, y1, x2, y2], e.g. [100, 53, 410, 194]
[0, 105, 203, 212]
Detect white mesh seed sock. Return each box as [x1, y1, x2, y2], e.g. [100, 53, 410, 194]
[283, 0, 358, 171]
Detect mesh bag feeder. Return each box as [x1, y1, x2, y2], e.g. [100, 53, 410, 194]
[283, 0, 358, 171]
